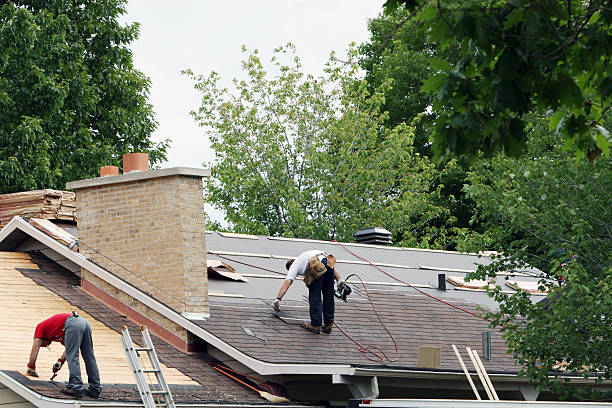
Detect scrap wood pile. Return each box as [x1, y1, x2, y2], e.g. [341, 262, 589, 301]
[0, 189, 76, 228]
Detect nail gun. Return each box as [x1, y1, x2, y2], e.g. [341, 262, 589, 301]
[334, 280, 352, 301]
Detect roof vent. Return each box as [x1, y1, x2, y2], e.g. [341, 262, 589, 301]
[353, 227, 392, 245]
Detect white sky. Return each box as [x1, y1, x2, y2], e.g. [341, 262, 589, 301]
[121, 0, 384, 169]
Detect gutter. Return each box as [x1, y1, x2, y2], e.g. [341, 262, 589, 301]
[351, 367, 612, 386]
[0, 218, 351, 376]
[0, 370, 318, 408]
[349, 399, 612, 408]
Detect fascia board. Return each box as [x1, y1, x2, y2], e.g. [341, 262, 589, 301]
[358, 399, 612, 408]
[351, 367, 612, 386]
[351, 368, 522, 381]
[0, 217, 351, 376]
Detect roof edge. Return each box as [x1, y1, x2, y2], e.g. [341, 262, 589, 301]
[0, 370, 315, 408]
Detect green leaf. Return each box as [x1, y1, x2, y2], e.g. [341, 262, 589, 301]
[421, 74, 445, 93]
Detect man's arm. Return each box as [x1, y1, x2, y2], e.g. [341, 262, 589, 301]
[326, 255, 341, 282]
[26, 338, 45, 377]
[276, 279, 293, 300]
[273, 279, 293, 311]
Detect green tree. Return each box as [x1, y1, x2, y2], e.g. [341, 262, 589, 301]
[185, 45, 457, 244]
[385, 0, 611, 162]
[461, 133, 612, 399]
[359, 7, 477, 249]
[0, 0, 168, 193]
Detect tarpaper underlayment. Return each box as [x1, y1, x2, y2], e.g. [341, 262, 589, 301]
[0, 251, 196, 385]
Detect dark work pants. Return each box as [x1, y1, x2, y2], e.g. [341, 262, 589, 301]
[64, 316, 101, 392]
[308, 260, 335, 326]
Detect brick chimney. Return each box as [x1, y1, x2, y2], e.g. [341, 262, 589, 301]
[67, 157, 210, 351]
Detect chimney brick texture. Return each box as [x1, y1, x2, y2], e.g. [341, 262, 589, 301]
[68, 169, 210, 322]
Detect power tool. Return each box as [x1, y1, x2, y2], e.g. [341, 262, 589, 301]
[334, 280, 352, 301]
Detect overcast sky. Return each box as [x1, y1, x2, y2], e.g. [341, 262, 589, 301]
[121, 0, 384, 169]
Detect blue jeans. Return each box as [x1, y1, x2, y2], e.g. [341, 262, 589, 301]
[308, 258, 335, 326]
[64, 316, 101, 392]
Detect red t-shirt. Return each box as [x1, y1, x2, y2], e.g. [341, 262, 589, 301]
[34, 313, 71, 344]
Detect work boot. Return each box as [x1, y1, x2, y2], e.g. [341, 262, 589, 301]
[85, 388, 101, 399]
[301, 322, 321, 334]
[60, 387, 84, 398]
[322, 321, 334, 334]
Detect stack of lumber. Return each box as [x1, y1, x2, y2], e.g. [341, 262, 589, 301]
[0, 189, 76, 228]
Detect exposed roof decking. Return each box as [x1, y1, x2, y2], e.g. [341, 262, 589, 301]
[0, 251, 196, 386]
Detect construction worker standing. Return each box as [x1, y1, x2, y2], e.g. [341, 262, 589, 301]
[273, 250, 342, 334]
[27, 312, 102, 398]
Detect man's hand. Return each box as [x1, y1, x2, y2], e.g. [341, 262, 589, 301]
[272, 298, 281, 311]
[337, 280, 346, 291]
[52, 358, 65, 373]
[26, 364, 38, 377]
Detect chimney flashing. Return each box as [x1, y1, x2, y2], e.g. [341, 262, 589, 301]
[66, 167, 211, 190]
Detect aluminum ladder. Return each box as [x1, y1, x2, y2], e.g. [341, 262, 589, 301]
[121, 326, 176, 408]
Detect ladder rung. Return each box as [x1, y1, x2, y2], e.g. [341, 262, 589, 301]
[134, 347, 153, 351]
[150, 391, 169, 395]
[143, 369, 161, 373]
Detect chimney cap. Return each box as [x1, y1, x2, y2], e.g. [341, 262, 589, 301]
[66, 167, 211, 190]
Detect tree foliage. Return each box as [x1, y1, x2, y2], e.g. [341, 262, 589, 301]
[462, 131, 612, 399]
[0, 0, 168, 193]
[186, 45, 463, 244]
[359, 8, 478, 250]
[385, 0, 611, 162]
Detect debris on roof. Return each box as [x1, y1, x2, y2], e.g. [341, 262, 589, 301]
[506, 280, 548, 294]
[207, 259, 248, 282]
[0, 190, 76, 228]
[29, 218, 78, 250]
[446, 276, 491, 290]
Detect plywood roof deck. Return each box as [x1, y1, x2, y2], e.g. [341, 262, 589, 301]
[0, 251, 196, 385]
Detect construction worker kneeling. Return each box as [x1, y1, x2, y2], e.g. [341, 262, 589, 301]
[273, 250, 343, 334]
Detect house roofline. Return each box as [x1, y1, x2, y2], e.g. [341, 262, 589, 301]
[0, 217, 352, 376]
[0, 370, 316, 408]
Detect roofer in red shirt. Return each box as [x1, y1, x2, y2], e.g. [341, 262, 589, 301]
[27, 312, 101, 399]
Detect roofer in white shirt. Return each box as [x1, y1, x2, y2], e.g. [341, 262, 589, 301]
[273, 249, 342, 334]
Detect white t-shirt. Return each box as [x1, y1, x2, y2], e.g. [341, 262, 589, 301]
[285, 249, 325, 281]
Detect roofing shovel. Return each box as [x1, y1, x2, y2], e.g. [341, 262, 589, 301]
[212, 366, 290, 403]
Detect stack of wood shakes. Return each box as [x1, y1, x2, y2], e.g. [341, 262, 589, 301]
[0, 189, 76, 228]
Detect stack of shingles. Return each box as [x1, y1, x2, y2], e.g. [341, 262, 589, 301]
[0, 189, 76, 228]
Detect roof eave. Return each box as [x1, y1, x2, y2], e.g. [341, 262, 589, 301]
[0, 370, 319, 408]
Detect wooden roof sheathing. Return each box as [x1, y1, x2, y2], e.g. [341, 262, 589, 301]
[0, 251, 196, 386]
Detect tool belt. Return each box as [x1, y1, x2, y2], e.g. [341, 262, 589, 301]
[303, 256, 327, 287]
